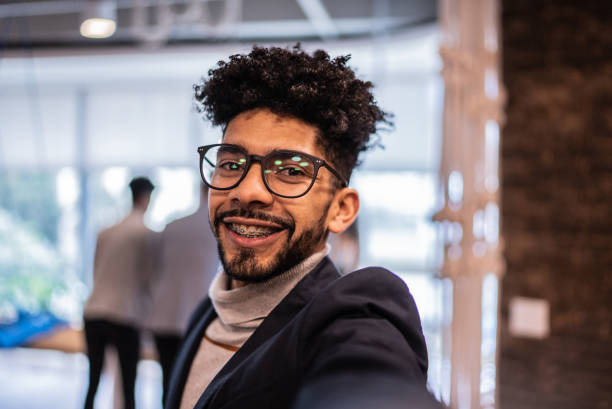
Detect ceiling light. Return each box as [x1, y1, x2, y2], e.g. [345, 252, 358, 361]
[80, 0, 117, 39]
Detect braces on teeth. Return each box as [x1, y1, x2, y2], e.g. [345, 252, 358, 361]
[232, 224, 273, 237]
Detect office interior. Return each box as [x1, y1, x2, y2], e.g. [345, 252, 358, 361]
[0, 1, 610, 409]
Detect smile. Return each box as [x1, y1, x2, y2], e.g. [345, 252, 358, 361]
[217, 213, 293, 250]
[228, 223, 280, 238]
[220, 215, 288, 246]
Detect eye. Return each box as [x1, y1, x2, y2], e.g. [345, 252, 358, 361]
[218, 160, 244, 171]
[276, 166, 306, 177]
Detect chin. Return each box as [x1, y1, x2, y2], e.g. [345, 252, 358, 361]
[219, 236, 322, 284]
[216, 214, 328, 284]
[219, 245, 287, 283]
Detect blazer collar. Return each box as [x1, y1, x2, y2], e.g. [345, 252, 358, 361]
[165, 297, 216, 409]
[192, 256, 341, 409]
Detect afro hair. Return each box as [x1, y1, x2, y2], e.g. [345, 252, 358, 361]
[194, 44, 391, 182]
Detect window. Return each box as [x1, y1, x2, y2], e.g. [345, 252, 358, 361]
[0, 28, 444, 394]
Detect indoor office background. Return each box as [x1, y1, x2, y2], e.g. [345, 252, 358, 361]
[0, 1, 445, 408]
[3, 1, 612, 409]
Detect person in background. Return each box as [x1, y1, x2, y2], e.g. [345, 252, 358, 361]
[165, 45, 438, 409]
[147, 183, 220, 406]
[83, 176, 158, 409]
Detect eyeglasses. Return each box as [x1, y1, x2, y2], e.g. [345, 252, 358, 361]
[198, 144, 347, 198]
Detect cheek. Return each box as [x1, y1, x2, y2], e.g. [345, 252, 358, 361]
[285, 200, 330, 233]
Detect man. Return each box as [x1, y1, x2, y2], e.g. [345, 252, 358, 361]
[166, 46, 434, 409]
[83, 177, 157, 409]
[147, 183, 220, 405]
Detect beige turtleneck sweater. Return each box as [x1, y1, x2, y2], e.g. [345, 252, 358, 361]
[179, 246, 329, 409]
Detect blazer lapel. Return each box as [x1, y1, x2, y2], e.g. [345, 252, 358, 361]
[166, 298, 218, 409]
[194, 257, 341, 409]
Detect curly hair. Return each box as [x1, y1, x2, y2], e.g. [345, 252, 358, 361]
[194, 44, 391, 182]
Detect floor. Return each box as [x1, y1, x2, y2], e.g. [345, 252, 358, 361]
[0, 347, 163, 409]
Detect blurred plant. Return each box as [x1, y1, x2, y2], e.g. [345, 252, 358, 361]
[0, 171, 61, 244]
[0, 208, 86, 324]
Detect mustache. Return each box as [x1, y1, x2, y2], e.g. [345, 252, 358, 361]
[214, 208, 295, 231]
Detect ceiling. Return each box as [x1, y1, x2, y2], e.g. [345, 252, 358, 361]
[0, 0, 437, 50]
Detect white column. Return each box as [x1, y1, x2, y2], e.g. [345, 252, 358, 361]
[434, 1, 505, 408]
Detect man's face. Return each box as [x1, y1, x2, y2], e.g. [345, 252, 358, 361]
[208, 108, 337, 284]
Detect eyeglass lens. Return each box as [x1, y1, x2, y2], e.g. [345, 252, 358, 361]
[201, 145, 317, 197]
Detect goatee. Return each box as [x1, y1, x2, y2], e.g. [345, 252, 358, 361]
[213, 208, 328, 283]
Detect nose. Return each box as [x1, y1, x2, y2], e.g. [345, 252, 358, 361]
[228, 161, 274, 207]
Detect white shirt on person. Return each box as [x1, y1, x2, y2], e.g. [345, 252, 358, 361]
[84, 208, 158, 326]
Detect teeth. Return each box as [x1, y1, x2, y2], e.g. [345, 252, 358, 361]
[229, 223, 275, 238]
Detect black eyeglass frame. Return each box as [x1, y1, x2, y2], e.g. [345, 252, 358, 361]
[198, 143, 348, 199]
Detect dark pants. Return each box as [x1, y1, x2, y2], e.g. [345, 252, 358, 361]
[83, 319, 140, 409]
[153, 332, 182, 407]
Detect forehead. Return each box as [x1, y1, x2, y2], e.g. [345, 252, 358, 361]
[223, 109, 323, 157]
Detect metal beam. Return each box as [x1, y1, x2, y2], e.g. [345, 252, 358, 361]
[295, 0, 338, 39]
[0, 0, 198, 17]
[0, 1, 82, 17]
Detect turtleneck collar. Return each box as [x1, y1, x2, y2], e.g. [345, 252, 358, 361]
[208, 245, 329, 328]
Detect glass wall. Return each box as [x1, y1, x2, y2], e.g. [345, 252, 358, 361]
[0, 27, 443, 392]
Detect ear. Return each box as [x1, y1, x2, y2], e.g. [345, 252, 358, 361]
[327, 188, 360, 234]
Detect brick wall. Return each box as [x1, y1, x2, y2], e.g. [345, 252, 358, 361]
[500, 1, 612, 408]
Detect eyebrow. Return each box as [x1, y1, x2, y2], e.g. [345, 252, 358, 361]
[227, 143, 314, 156]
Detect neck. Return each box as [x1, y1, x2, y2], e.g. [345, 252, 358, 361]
[229, 244, 328, 289]
[231, 279, 247, 289]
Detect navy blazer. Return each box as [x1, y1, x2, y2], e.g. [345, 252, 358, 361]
[166, 257, 429, 409]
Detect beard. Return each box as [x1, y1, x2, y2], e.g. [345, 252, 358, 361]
[213, 207, 329, 284]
